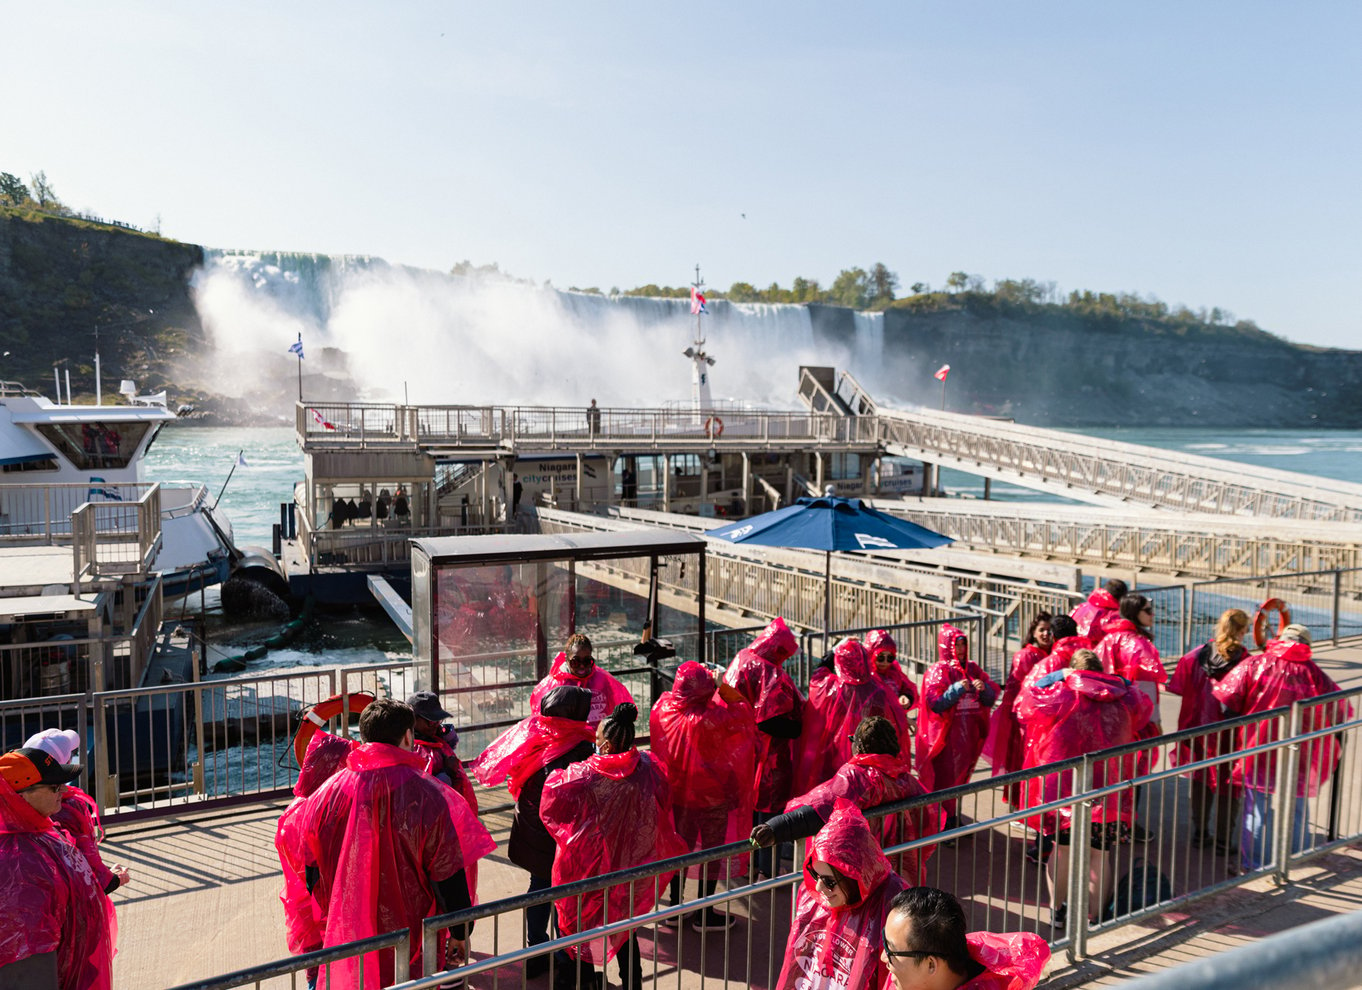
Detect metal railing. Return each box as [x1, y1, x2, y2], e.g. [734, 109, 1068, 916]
[166, 929, 410, 990]
[298, 401, 881, 451]
[379, 684, 1362, 988]
[72, 484, 162, 579]
[0, 692, 88, 783]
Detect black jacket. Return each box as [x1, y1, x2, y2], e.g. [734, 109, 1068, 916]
[507, 740, 595, 878]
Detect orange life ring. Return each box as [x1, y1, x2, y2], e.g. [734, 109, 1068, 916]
[1252, 598, 1291, 650]
[294, 692, 375, 766]
[705, 416, 724, 438]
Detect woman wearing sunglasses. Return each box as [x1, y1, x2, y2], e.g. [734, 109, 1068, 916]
[775, 800, 909, 990]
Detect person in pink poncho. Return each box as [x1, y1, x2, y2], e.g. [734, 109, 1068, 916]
[797, 638, 911, 796]
[1095, 593, 1166, 728]
[529, 633, 635, 728]
[758, 715, 942, 886]
[916, 624, 999, 830]
[0, 747, 115, 990]
[775, 800, 910, 990]
[1167, 608, 1250, 853]
[473, 685, 595, 976]
[1068, 578, 1127, 645]
[868, 629, 919, 713]
[1213, 623, 1352, 873]
[882, 886, 1049, 990]
[275, 728, 356, 974]
[723, 616, 805, 875]
[540, 703, 688, 990]
[294, 699, 495, 988]
[24, 729, 129, 897]
[648, 661, 757, 931]
[1016, 650, 1152, 927]
[982, 613, 1054, 796]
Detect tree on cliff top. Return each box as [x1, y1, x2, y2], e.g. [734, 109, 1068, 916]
[0, 173, 30, 206]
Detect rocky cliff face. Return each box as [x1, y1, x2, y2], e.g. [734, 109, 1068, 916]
[0, 209, 204, 397]
[809, 304, 1362, 427]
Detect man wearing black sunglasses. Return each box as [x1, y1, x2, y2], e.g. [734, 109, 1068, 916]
[881, 886, 1048, 990]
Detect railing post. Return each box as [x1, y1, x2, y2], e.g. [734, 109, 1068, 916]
[421, 920, 438, 985]
[1273, 703, 1304, 885]
[395, 929, 411, 983]
[92, 692, 113, 812]
[1067, 754, 1094, 962]
[1331, 569, 1341, 646]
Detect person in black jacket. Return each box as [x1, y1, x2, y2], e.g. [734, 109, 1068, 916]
[506, 685, 595, 977]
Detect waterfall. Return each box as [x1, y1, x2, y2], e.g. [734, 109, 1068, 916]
[193, 250, 887, 408]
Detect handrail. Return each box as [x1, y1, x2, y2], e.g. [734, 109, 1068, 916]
[165, 928, 410, 990]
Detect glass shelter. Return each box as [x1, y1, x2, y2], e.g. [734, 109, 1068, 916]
[410, 531, 707, 754]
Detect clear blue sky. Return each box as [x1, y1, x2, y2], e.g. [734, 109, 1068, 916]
[5, 1, 1359, 347]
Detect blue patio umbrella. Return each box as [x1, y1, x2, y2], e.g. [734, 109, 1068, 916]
[707, 496, 953, 641]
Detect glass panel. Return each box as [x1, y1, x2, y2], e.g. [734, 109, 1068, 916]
[34, 422, 150, 470]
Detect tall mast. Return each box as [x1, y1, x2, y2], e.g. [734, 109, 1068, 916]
[684, 264, 716, 415]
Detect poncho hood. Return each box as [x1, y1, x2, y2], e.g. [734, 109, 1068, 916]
[750, 616, 798, 664]
[1066, 669, 1131, 702]
[865, 629, 897, 660]
[672, 660, 717, 705]
[809, 799, 891, 907]
[587, 747, 642, 779]
[937, 624, 969, 666]
[833, 639, 873, 685]
[1088, 589, 1119, 610]
[1266, 639, 1314, 664]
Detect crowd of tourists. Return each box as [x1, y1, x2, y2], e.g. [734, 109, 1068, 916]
[1, 583, 1352, 990]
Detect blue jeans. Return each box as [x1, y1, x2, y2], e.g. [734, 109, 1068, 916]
[1241, 788, 1310, 870]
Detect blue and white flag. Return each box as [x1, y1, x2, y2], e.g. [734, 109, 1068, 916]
[288, 338, 304, 359]
[236, 452, 249, 468]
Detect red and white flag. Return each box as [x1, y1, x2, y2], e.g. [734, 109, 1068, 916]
[690, 286, 707, 315]
[310, 408, 337, 431]
[934, 364, 951, 382]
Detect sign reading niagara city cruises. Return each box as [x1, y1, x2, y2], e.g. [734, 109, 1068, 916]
[720, 525, 753, 539]
[853, 534, 898, 549]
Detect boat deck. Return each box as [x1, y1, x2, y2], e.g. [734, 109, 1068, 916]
[105, 642, 1362, 989]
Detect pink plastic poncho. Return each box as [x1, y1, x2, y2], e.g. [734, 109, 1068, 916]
[775, 800, 909, 990]
[796, 639, 911, 795]
[276, 730, 357, 955]
[723, 616, 805, 812]
[540, 748, 688, 964]
[529, 652, 635, 727]
[982, 642, 1051, 781]
[958, 931, 1052, 990]
[867, 629, 919, 710]
[473, 712, 597, 799]
[1070, 589, 1120, 644]
[52, 786, 115, 893]
[785, 752, 941, 885]
[1096, 619, 1167, 686]
[915, 625, 999, 792]
[1212, 639, 1353, 797]
[1167, 642, 1247, 788]
[1015, 669, 1152, 831]
[648, 662, 757, 875]
[296, 742, 495, 987]
[0, 776, 113, 990]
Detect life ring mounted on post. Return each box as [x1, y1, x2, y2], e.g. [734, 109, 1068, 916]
[1252, 597, 1291, 651]
[294, 692, 375, 766]
[705, 416, 724, 438]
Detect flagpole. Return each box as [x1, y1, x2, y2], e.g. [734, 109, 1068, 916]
[296, 332, 303, 402]
[213, 449, 244, 510]
[940, 377, 946, 411]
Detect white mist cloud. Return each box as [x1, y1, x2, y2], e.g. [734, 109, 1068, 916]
[190, 252, 882, 410]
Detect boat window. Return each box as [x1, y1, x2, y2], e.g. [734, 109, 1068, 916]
[34, 422, 151, 470]
[1, 457, 59, 474]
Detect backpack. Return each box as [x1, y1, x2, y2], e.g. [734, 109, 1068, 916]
[1107, 858, 1172, 919]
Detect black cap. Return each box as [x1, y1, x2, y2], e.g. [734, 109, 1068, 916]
[406, 691, 452, 722]
[0, 747, 82, 791]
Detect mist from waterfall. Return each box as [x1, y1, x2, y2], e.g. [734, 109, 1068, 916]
[191, 251, 891, 408]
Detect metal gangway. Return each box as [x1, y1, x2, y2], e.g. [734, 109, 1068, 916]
[796, 367, 1362, 523]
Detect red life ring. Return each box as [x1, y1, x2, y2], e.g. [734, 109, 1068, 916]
[1252, 598, 1291, 650]
[705, 416, 724, 438]
[294, 692, 375, 766]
